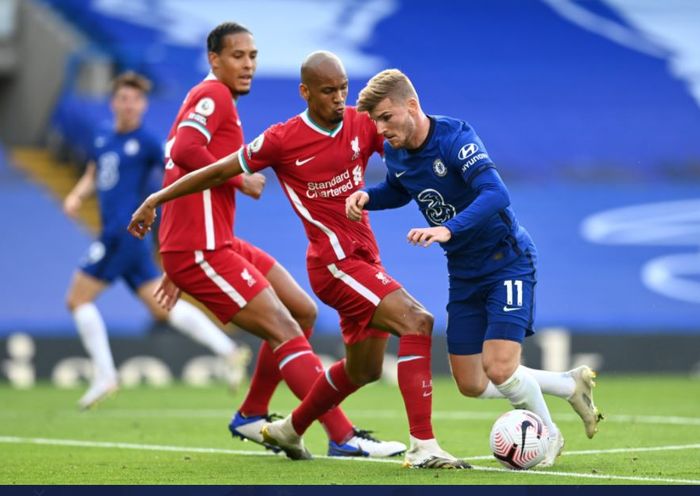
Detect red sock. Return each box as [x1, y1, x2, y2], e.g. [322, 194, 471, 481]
[317, 407, 354, 444]
[273, 338, 355, 441]
[239, 328, 313, 416]
[272, 335, 322, 400]
[291, 360, 359, 436]
[237, 340, 279, 417]
[398, 334, 434, 440]
[240, 330, 353, 442]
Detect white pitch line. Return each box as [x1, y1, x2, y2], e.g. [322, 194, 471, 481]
[1, 436, 698, 485]
[35, 409, 700, 427]
[0, 436, 270, 457]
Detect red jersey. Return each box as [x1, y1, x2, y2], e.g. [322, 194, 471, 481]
[238, 107, 384, 267]
[159, 76, 244, 252]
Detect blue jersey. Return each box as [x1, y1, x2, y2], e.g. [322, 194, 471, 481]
[89, 126, 163, 236]
[365, 115, 534, 279]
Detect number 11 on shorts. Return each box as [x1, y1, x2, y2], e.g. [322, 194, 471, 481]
[503, 280, 523, 307]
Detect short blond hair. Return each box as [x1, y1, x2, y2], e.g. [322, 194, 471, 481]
[356, 69, 417, 113]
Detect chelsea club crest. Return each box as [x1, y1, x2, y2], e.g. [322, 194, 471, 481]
[433, 158, 447, 177]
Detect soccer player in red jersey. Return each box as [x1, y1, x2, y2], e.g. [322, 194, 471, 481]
[129, 51, 469, 469]
[153, 23, 404, 458]
[63, 72, 249, 410]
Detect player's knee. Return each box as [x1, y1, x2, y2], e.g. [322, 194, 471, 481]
[482, 346, 519, 385]
[66, 293, 87, 312]
[295, 300, 318, 332]
[408, 307, 434, 336]
[483, 360, 517, 386]
[269, 305, 304, 341]
[454, 376, 485, 398]
[152, 309, 169, 322]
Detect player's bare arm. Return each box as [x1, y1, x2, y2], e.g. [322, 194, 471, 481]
[127, 151, 244, 238]
[345, 190, 369, 221]
[407, 226, 452, 247]
[63, 162, 97, 219]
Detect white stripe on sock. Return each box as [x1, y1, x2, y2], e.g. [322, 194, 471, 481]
[278, 350, 312, 370]
[325, 368, 339, 391]
[397, 355, 424, 364]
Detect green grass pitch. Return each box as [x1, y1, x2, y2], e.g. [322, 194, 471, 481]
[1, 375, 698, 485]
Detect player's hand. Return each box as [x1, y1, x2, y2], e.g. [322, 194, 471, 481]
[239, 173, 266, 199]
[153, 274, 181, 311]
[407, 226, 452, 247]
[63, 193, 82, 219]
[128, 196, 158, 239]
[346, 191, 369, 221]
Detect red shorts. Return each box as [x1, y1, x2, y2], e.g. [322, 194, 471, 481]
[232, 237, 277, 275]
[162, 247, 270, 324]
[308, 256, 402, 345]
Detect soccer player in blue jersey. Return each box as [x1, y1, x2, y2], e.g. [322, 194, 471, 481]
[64, 72, 251, 410]
[347, 69, 603, 467]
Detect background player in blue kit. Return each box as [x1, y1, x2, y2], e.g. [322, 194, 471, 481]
[347, 69, 604, 467]
[64, 72, 250, 410]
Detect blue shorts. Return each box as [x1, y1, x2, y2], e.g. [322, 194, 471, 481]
[446, 251, 537, 355]
[79, 232, 160, 292]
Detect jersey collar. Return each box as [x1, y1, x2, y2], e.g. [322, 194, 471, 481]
[300, 109, 343, 137]
[407, 116, 436, 155]
[204, 71, 238, 107]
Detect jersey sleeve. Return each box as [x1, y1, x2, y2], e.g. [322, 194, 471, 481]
[446, 124, 495, 186]
[237, 125, 283, 174]
[442, 168, 510, 236]
[364, 170, 413, 210]
[176, 85, 232, 144]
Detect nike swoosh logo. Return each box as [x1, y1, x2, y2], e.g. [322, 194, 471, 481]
[295, 156, 315, 166]
[503, 306, 521, 312]
[395, 171, 407, 177]
[520, 420, 533, 449]
[422, 391, 432, 397]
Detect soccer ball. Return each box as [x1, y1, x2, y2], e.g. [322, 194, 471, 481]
[489, 409, 549, 470]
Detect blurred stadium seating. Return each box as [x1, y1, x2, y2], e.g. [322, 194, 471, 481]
[1, 0, 699, 376]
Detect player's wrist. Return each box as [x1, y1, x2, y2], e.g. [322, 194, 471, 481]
[359, 190, 370, 204]
[145, 193, 162, 208]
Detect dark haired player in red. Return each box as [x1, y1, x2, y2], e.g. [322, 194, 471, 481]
[154, 22, 404, 458]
